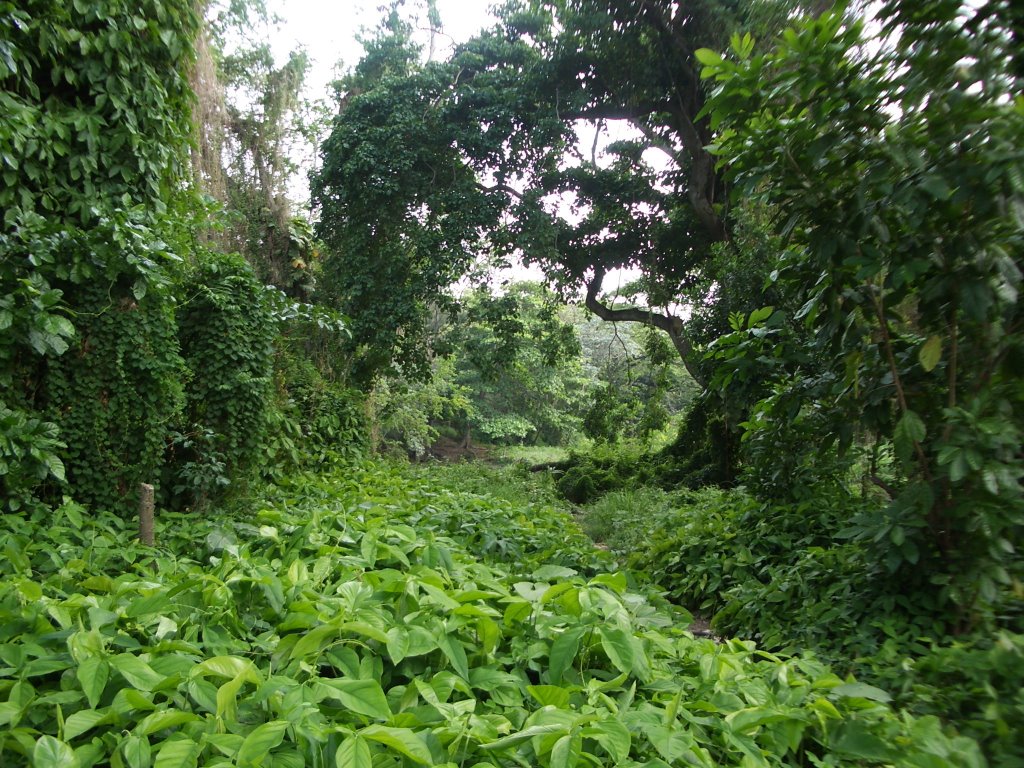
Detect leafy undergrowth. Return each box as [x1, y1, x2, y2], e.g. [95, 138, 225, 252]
[594, 484, 1023, 766]
[0, 462, 984, 767]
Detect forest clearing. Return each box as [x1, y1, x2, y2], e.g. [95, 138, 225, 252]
[2, 0, 1022, 766]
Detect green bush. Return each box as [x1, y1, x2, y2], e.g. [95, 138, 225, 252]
[0, 0, 198, 514]
[656, 395, 741, 489]
[281, 355, 367, 462]
[553, 399, 744, 506]
[579, 486, 681, 556]
[0, 404, 65, 513]
[173, 252, 275, 504]
[555, 442, 650, 504]
[618, 480, 1022, 764]
[890, 633, 1024, 768]
[628, 487, 944, 658]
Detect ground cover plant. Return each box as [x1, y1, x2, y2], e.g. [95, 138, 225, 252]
[582, 482, 1024, 766]
[0, 461, 986, 767]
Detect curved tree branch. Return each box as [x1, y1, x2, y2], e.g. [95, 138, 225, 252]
[585, 267, 706, 388]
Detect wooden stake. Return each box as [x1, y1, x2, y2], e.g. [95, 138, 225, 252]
[139, 483, 155, 546]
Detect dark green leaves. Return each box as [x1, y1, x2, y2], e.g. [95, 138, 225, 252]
[893, 411, 926, 468]
[549, 627, 585, 684]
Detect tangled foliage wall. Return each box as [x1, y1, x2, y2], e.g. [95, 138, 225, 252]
[176, 252, 275, 497]
[0, 0, 199, 512]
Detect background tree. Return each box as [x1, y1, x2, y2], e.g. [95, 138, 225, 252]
[312, 0, 812, 386]
[452, 282, 589, 446]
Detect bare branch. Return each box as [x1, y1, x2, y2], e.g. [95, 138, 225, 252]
[477, 181, 523, 201]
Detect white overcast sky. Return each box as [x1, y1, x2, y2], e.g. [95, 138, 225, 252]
[267, 0, 498, 99]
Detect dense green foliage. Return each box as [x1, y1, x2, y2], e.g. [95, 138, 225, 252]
[0, 463, 987, 767]
[448, 284, 588, 446]
[172, 253, 276, 504]
[47, 279, 186, 513]
[311, 0, 811, 383]
[586, 481, 1024, 766]
[701, 2, 1024, 626]
[3, 1, 1023, 765]
[0, 0, 199, 512]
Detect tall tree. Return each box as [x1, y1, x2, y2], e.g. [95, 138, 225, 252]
[192, 0, 319, 297]
[312, 0, 808, 384]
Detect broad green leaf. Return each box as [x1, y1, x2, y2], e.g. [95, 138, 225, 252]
[550, 732, 582, 768]
[527, 685, 571, 708]
[386, 626, 409, 663]
[541, 582, 577, 605]
[548, 627, 584, 684]
[135, 710, 201, 736]
[747, 306, 774, 328]
[359, 726, 432, 765]
[63, 708, 110, 740]
[121, 735, 152, 768]
[894, 411, 926, 466]
[126, 592, 172, 619]
[918, 336, 942, 372]
[153, 736, 201, 768]
[340, 621, 390, 644]
[532, 564, 577, 581]
[589, 572, 627, 594]
[318, 679, 392, 720]
[694, 48, 723, 66]
[644, 724, 696, 763]
[236, 720, 290, 767]
[77, 657, 109, 709]
[33, 735, 79, 768]
[830, 720, 896, 760]
[503, 600, 532, 624]
[215, 674, 245, 721]
[831, 682, 892, 703]
[110, 688, 157, 716]
[404, 625, 439, 657]
[110, 655, 165, 692]
[480, 724, 569, 751]
[335, 736, 372, 768]
[19, 579, 42, 601]
[896, 411, 926, 443]
[476, 616, 501, 655]
[192, 656, 260, 682]
[0, 701, 21, 728]
[598, 626, 634, 676]
[204, 734, 245, 758]
[583, 720, 631, 763]
[437, 631, 470, 680]
[726, 707, 798, 733]
[288, 624, 337, 661]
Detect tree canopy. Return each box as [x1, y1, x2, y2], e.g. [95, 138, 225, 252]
[312, 0, 808, 383]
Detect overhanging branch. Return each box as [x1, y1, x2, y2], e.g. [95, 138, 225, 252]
[585, 267, 706, 387]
